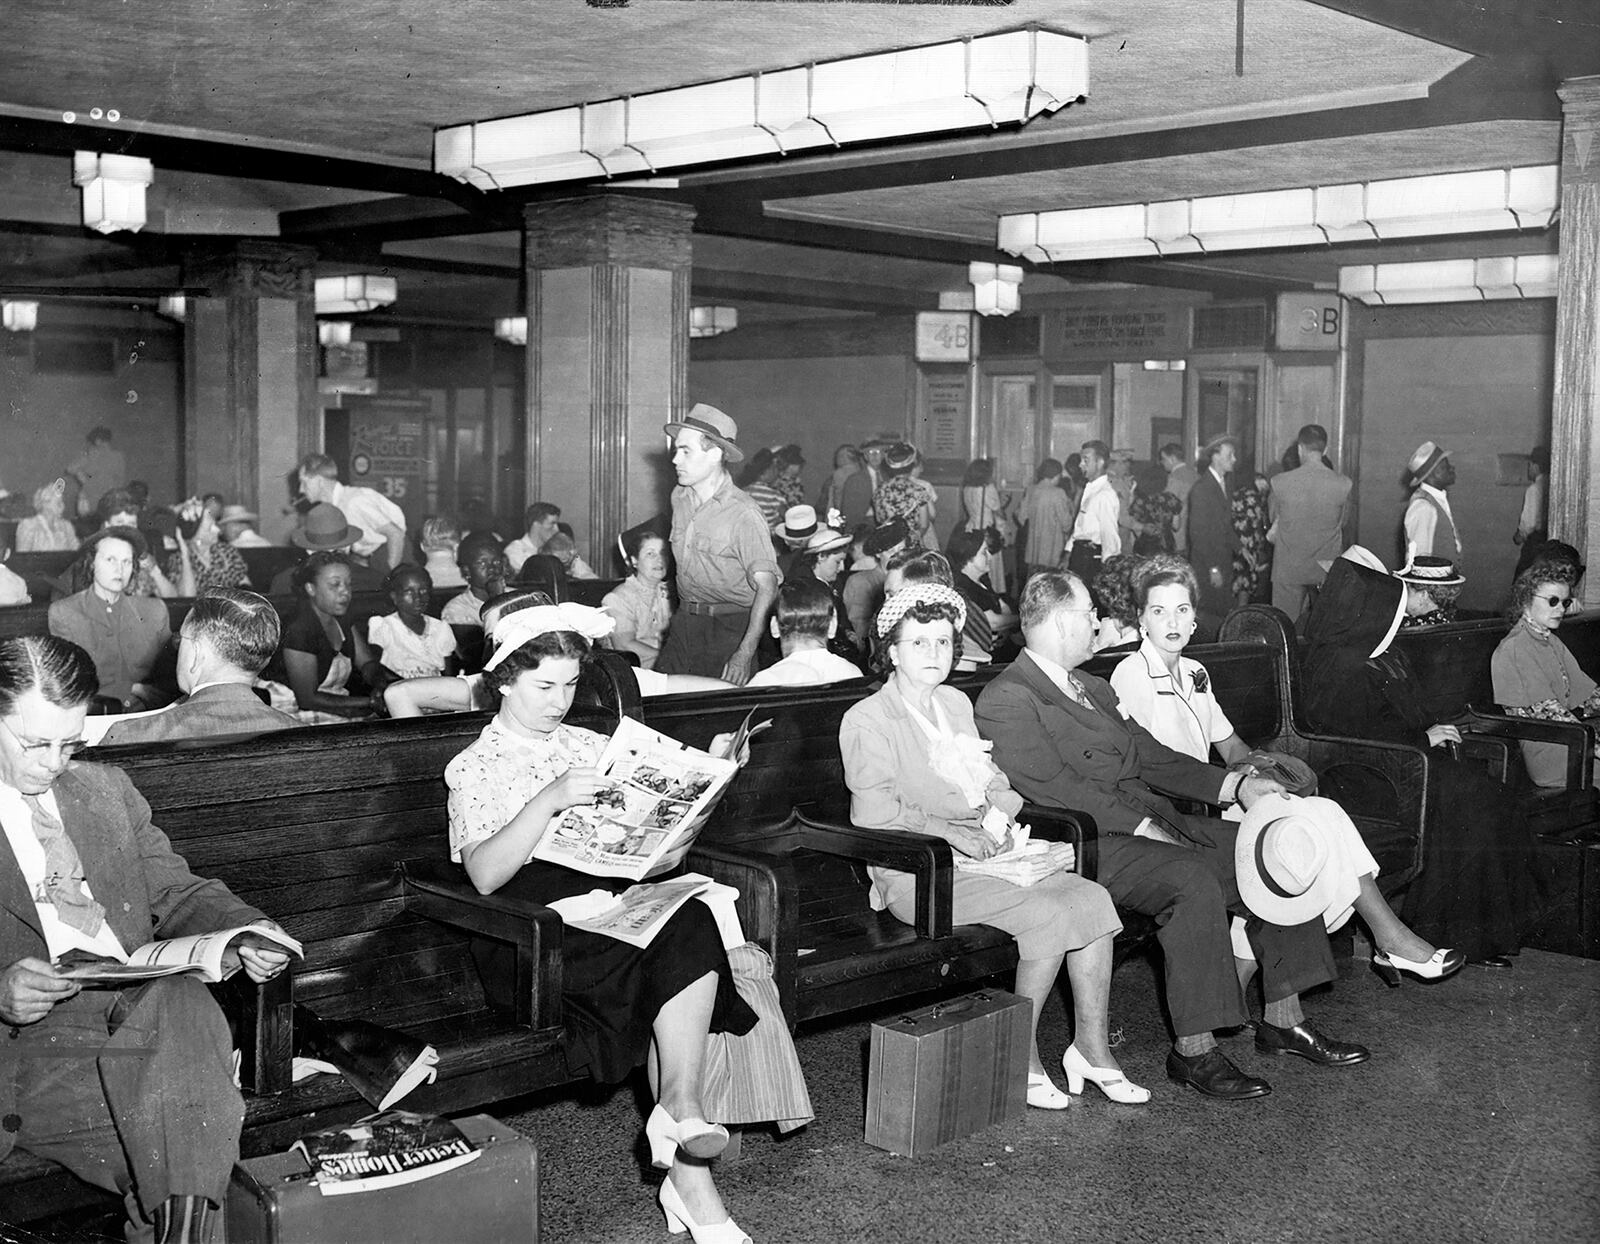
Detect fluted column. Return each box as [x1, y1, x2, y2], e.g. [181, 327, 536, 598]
[1552, 77, 1600, 596]
[524, 195, 694, 571]
[182, 241, 318, 544]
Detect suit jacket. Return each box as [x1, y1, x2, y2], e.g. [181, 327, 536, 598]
[1184, 468, 1239, 582]
[974, 650, 1228, 842]
[98, 682, 303, 747]
[47, 589, 170, 703]
[1268, 461, 1352, 586]
[0, 762, 266, 1157]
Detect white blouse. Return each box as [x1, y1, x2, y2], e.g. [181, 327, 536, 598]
[444, 718, 606, 863]
[1109, 638, 1235, 763]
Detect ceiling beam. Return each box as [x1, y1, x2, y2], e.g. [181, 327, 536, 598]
[1304, 1, 1600, 74]
[692, 269, 939, 314]
[279, 196, 507, 242]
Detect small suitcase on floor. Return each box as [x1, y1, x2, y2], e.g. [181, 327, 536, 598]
[864, 988, 1030, 1157]
[1525, 826, 1600, 959]
[224, 1114, 538, 1244]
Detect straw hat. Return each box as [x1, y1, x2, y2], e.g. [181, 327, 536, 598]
[781, 505, 820, 542]
[1236, 794, 1363, 930]
[663, 403, 743, 463]
[219, 504, 258, 524]
[802, 527, 851, 556]
[1406, 441, 1451, 486]
[1394, 554, 1465, 588]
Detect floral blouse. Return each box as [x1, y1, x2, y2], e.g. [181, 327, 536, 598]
[445, 718, 606, 864]
[874, 476, 926, 529]
[168, 539, 249, 592]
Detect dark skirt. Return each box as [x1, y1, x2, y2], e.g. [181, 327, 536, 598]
[471, 861, 757, 1084]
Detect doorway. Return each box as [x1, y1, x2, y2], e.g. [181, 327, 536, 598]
[1195, 366, 1259, 478]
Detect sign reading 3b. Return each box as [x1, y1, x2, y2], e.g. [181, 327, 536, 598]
[1275, 293, 1341, 352]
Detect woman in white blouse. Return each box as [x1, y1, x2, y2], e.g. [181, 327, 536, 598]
[1109, 555, 1461, 987]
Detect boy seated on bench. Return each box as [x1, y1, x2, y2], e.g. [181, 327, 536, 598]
[747, 580, 865, 688]
[0, 635, 292, 1243]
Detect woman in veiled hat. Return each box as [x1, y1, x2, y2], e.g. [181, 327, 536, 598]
[1110, 555, 1462, 987]
[1300, 548, 1548, 968]
[445, 602, 780, 1244]
[840, 583, 1143, 1110]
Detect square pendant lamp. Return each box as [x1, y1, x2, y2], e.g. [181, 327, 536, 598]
[73, 152, 154, 234]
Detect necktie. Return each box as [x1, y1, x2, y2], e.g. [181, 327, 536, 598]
[1065, 674, 1096, 712]
[21, 794, 107, 936]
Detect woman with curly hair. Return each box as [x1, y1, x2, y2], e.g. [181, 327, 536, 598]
[840, 583, 1142, 1109]
[1492, 557, 1600, 788]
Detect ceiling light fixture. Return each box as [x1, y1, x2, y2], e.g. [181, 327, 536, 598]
[157, 295, 186, 323]
[2, 301, 39, 332]
[72, 151, 154, 234]
[689, 306, 738, 338]
[969, 262, 1022, 316]
[435, 28, 1088, 190]
[998, 167, 1558, 263]
[318, 321, 354, 347]
[314, 275, 397, 315]
[494, 316, 528, 346]
[1337, 254, 1557, 305]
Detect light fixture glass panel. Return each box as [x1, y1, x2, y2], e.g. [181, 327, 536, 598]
[1031, 203, 1155, 261]
[1508, 166, 1559, 228]
[996, 214, 1046, 262]
[1313, 183, 1375, 244]
[1147, 199, 1200, 255]
[628, 78, 772, 166]
[73, 151, 154, 234]
[1364, 169, 1512, 238]
[494, 316, 528, 346]
[157, 294, 186, 322]
[318, 321, 353, 347]
[314, 275, 397, 315]
[1031, 31, 1092, 112]
[2, 300, 39, 332]
[1190, 187, 1320, 250]
[1337, 265, 1378, 302]
[689, 306, 738, 338]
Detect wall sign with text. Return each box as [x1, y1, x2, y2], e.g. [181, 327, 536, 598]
[915, 311, 975, 362]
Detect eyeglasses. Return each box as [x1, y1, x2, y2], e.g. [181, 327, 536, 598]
[0, 717, 88, 761]
[1536, 594, 1575, 611]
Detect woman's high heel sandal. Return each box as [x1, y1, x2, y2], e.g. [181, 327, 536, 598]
[1026, 1072, 1072, 1110]
[659, 1176, 751, 1244]
[646, 1105, 730, 1169]
[1371, 947, 1466, 988]
[1062, 1044, 1152, 1104]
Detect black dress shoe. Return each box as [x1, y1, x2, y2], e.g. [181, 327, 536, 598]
[1254, 1021, 1370, 1066]
[1471, 955, 1513, 969]
[1165, 1048, 1272, 1100]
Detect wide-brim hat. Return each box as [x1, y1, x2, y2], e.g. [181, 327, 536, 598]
[219, 504, 258, 524]
[803, 527, 851, 556]
[1406, 441, 1451, 485]
[782, 504, 820, 542]
[1236, 793, 1362, 930]
[663, 403, 743, 463]
[1395, 554, 1465, 588]
[884, 442, 920, 470]
[291, 502, 363, 550]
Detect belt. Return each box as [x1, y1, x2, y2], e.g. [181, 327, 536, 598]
[680, 600, 749, 617]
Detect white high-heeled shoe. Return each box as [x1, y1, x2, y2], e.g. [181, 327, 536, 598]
[645, 1105, 730, 1169]
[659, 1176, 751, 1244]
[1371, 946, 1465, 988]
[1026, 1072, 1072, 1110]
[1062, 1044, 1151, 1104]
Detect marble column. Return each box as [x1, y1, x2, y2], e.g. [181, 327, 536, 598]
[524, 195, 694, 572]
[1552, 77, 1600, 594]
[182, 241, 318, 544]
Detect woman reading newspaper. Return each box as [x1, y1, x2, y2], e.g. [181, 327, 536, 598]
[445, 602, 784, 1244]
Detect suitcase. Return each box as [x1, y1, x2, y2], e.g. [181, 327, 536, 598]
[864, 988, 1030, 1157]
[224, 1114, 538, 1244]
[1525, 826, 1600, 960]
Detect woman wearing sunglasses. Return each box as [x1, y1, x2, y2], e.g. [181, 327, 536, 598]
[1493, 558, 1599, 788]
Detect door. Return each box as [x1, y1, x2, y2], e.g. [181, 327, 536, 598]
[1048, 374, 1103, 465]
[1195, 367, 1259, 478]
[986, 374, 1038, 491]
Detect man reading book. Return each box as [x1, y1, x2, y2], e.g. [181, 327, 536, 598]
[0, 635, 293, 1244]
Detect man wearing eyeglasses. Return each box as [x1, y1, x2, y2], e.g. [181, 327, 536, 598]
[0, 635, 292, 1243]
[976, 571, 1366, 1103]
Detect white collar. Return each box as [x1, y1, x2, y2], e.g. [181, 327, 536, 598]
[1419, 482, 1451, 506]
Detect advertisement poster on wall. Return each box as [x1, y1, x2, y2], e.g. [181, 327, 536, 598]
[323, 396, 432, 531]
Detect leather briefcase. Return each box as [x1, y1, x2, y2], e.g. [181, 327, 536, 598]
[224, 1114, 538, 1243]
[864, 988, 1030, 1157]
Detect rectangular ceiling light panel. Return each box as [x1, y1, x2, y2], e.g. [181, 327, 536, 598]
[1338, 253, 1558, 304]
[1001, 166, 1559, 263]
[436, 28, 1088, 190]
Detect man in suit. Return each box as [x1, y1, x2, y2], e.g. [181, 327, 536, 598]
[1267, 424, 1352, 622]
[0, 635, 291, 1242]
[1185, 435, 1241, 635]
[100, 588, 301, 746]
[1402, 441, 1461, 563]
[975, 571, 1368, 1101]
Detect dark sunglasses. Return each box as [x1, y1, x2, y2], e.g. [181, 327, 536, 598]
[1536, 594, 1575, 610]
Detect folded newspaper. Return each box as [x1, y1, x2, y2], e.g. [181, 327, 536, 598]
[533, 711, 766, 881]
[549, 872, 745, 948]
[57, 923, 304, 984]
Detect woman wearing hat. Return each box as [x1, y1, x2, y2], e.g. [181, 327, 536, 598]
[602, 528, 673, 671]
[1395, 553, 1465, 628]
[1301, 547, 1547, 967]
[46, 526, 171, 710]
[785, 524, 865, 668]
[1111, 555, 1462, 985]
[1492, 558, 1600, 788]
[841, 583, 1142, 1109]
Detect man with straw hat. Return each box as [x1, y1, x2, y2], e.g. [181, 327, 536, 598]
[1402, 441, 1461, 562]
[656, 404, 781, 685]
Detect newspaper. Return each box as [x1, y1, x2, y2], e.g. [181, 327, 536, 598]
[58, 923, 304, 984]
[550, 874, 720, 948]
[533, 713, 760, 880]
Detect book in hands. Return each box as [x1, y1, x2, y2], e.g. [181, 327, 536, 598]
[292, 1110, 480, 1196]
[534, 714, 758, 881]
[58, 923, 303, 984]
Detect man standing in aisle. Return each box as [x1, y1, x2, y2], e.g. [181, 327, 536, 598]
[1159, 442, 1197, 550]
[295, 454, 410, 574]
[1065, 440, 1120, 589]
[0, 635, 292, 1242]
[1401, 441, 1461, 563]
[1267, 424, 1351, 623]
[1186, 435, 1241, 634]
[656, 405, 780, 686]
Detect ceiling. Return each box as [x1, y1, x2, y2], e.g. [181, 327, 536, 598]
[1, 0, 1597, 322]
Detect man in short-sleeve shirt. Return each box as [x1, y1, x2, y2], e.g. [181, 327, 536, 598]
[656, 405, 780, 685]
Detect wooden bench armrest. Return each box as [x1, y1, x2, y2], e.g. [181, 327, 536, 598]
[223, 969, 294, 1097]
[1018, 803, 1097, 880]
[791, 812, 954, 939]
[400, 859, 564, 1030]
[687, 841, 800, 1023]
[1297, 731, 1430, 883]
[1463, 707, 1596, 790]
